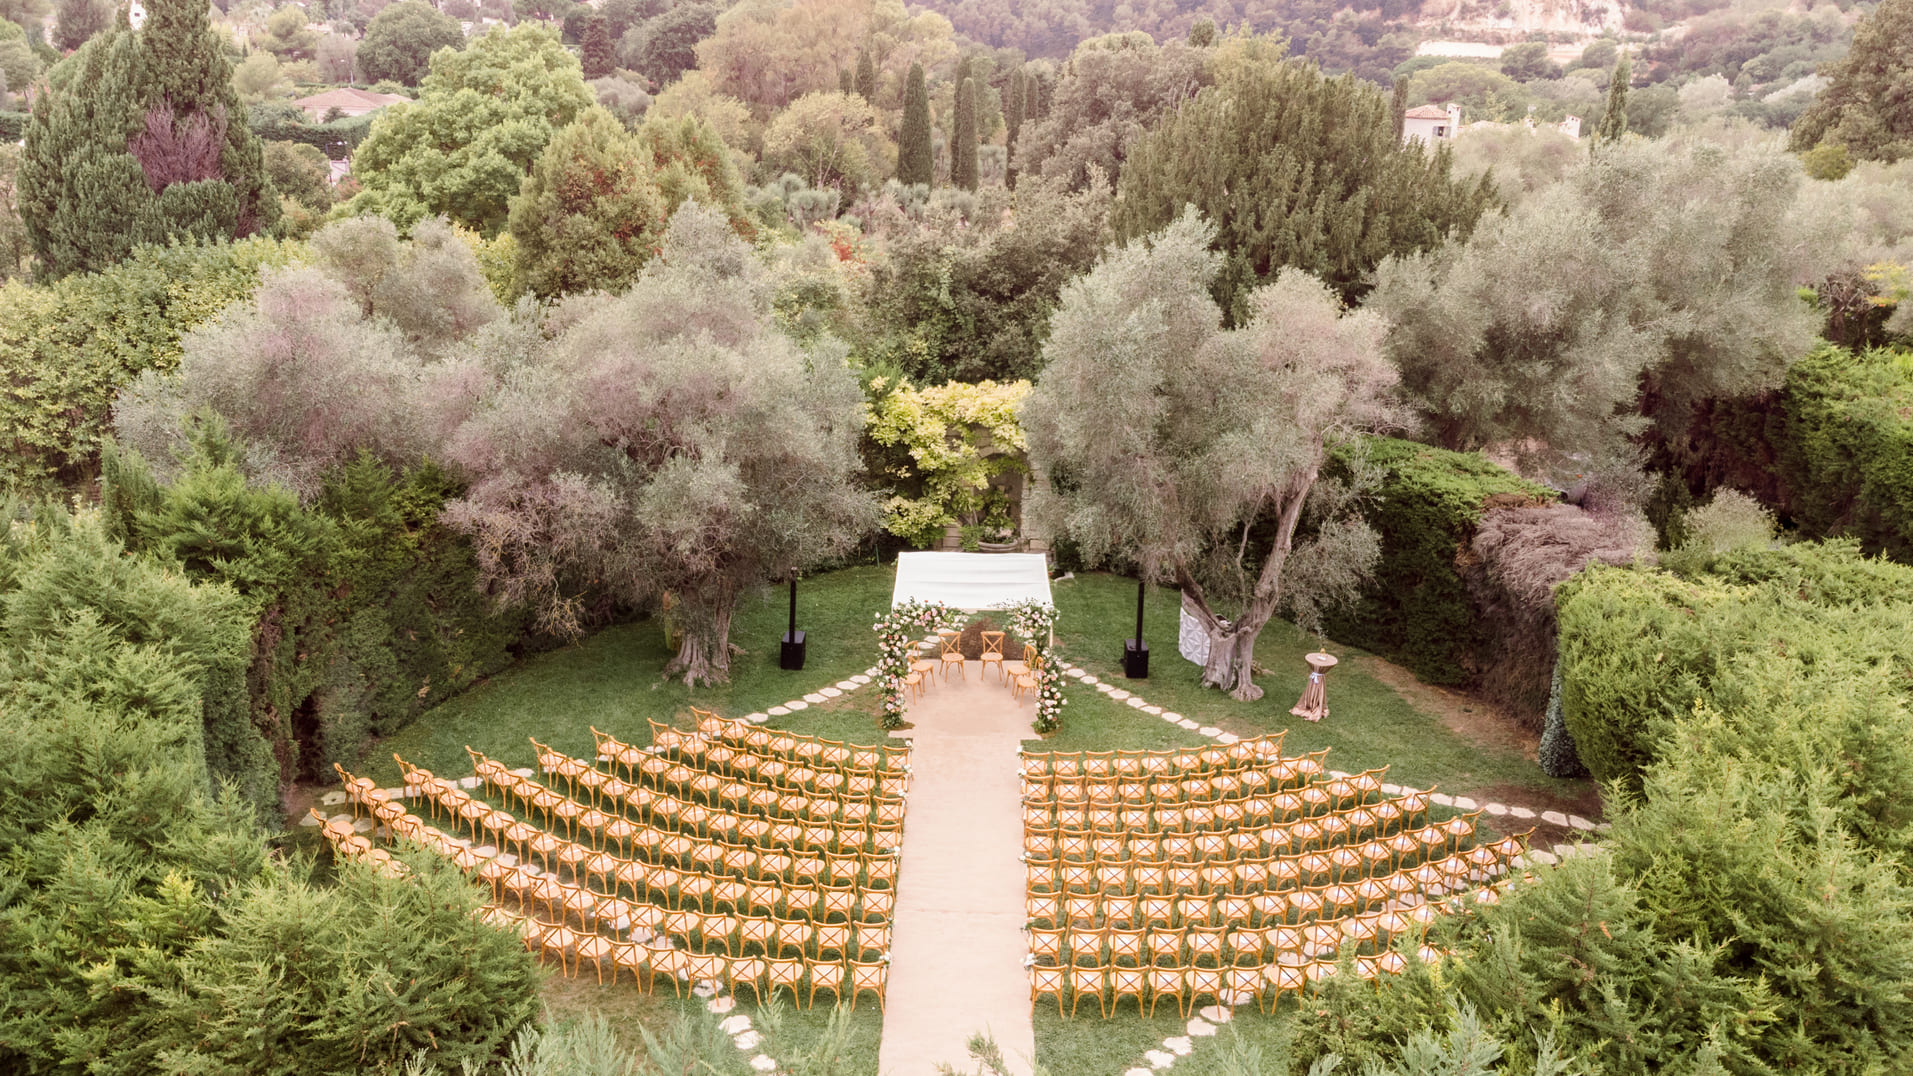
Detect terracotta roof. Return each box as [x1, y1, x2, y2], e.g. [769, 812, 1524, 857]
[1403, 105, 1452, 120]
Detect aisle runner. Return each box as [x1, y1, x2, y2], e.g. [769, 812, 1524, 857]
[879, 659, 1036, 1076]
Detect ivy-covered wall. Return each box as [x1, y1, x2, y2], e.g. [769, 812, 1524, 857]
[1323, 436, 1553, 686]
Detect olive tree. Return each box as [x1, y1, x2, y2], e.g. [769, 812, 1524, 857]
[1024, 211, 1403, 700]
[440, 204, 880, 684]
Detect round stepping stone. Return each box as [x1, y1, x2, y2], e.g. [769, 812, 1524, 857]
[1065, 668, 1086, 679]
[1108, 689, 1131, 700]
[298, 812, 322, 827]
[718, 1015, 752, 1035]
[1164, 1036, 1194, 1056]
[1509, 806, 1536, 820]
[1541, 810, 1569, 826]
[494, 852, 517, 866]
[864, 667, 880, 677]
[1428, 792, 1455, 807]
[1177, 719, 1200, 730]
[319, 791, 347, 807]
[1378, 783, 1403, 795]
[1145, 1050, 1176, 1069]
[1125, 1069, 1154, 1076]
[1126, 697, 1147, 709]
[1451, 796, 1478, 810]
[510, 767, 534, 777]
[1214, 733, 1239, 745]
[1079, 675, 1099, 686]
[1198, 1005, 1233, 1023]
[1198, 726, 1221, 738]
[693, 981, 719, 999]
[785, 700, 809, 711]
[733, 1031, 762, 1050]
[351, 817, 375, 833]
[803, 693, 827, 704]
[1485, 802, 1508, 816]
[833, 681, 857, 692]
[1161, 712, 1182, 722]
[378, 787, 408, 800]
[744, 712, 769, 723]
[767, 706, 791, 716]
[751, 1057, 779, 1073]
[851, 673, 873, 685]
[1186, 1018, 1217, 1037]
[1568, 814, 1595, 830]
[458, 776, 483, 789]
[1524, 850, 1559, 867]
[1143, 705, 1163, 715]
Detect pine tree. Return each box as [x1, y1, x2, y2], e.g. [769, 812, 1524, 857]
[581, 14, 614, 79]
[855, 46, 876, 101]
[1592, 54, 1629, 152]
[897, 61, 932, 187]
[1005, 66, 1025, 189]
[21, 0, 276, 279]
[952, 75, 977, 191]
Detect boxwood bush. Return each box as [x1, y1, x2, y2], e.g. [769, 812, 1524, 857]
[1323, 436, 1552, 686]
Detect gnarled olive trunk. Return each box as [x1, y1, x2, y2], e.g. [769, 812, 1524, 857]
[664, 591, 735, 687]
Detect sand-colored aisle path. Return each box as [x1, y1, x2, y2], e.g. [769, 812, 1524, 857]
[878, 660, 1035, 1076]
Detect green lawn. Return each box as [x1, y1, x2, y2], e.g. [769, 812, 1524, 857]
[356, 565, 1589, 1076]
[1043, 573, 1589, 805]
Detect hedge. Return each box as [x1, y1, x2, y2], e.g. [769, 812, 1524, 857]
[1322, 436, 1552, 686]
[102, 439, 529, 810]
[1778, 342, 1913, 560]
[0, 111, 25, 141]
[247, 111, 377, 160]
[1555, 540, 1913, 792]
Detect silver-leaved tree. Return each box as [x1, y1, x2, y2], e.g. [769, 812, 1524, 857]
[440, 204, 881, 684]
[1023, 210, 1405, 701]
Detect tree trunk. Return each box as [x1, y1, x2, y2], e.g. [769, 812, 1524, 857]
[1199, 622, 1267, 701]
[665, 595, 734, 686]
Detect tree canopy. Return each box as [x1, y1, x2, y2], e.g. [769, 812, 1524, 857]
[1790, 0, 1913, 162]
[346, 24, 594, 235]
[19, 0, 278, 280]
[507, 107, 667, 298]
[356, 0, 464, 86]
[1024, 210, 1402, 700]
[1113, 40, 1499, 318]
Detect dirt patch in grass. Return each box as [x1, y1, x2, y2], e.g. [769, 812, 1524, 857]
[1350, 655, 1538, 760]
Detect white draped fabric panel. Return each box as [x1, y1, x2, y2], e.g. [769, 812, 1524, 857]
[889, 552, 1054, 611]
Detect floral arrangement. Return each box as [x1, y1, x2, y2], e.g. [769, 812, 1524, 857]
[874, 599, 961, 728]
[995, 599, 1065, 733]
[872, 597, 1066, 732]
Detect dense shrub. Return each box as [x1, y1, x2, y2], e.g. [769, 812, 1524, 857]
[1555, 543, 1913, 793]
[1777, 343, 1913, 560]
[0, 506, 541, 1073]
[0, 237, 301, 493]
[1322, 436, 1552, 687]
[248, 107, 376, 160]
[102, 432, 528, 795]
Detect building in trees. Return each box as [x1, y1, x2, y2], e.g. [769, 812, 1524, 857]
[19, 0, 279, 280]
[1024, 211, 1403, 701]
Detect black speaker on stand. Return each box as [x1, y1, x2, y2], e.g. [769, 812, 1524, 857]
[1122, 575, 1149, 679]
[779, 574, 807, 670]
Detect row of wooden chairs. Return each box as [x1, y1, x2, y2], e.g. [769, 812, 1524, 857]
[583, 733, 908, 818]
[1029, 905, 1436, 972]
[1020, 735, 1291, 778]
[675, 713, 910, 774]
[1030, 946, 1447, 1019]
[1024, 846, 1518, 929]
[1024, 818, 1507, 889]
[1022, 798, 1446, 863]
[457, 750, 899, 875]
[636, 723, 912, 800]
[1020, 784, 1437, 836]
[1023, 762, 1386, 812]
[371, 763, 899, 919]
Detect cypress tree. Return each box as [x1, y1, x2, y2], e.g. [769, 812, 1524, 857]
[855, 46, 876, 101]
[897, 61, 932, 187]
[1592, 54, 1629, 152]
[1005, 66, 1025, 189]
[952, 75, 978, 191]
[839, 67, 853, 94]
[21, 0, 276, 280]
[1391, 74, 1409, 139]
[581, 14, 614, 79]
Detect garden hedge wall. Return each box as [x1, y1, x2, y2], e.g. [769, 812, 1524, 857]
[1322, 436, 1552, 686]
[247, 111, 376, 160]
[1556, 539, 1913, 792]
[102, 439, 528, 814]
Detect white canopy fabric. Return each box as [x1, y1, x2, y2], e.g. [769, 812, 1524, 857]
[891, 552, 1053, 611]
